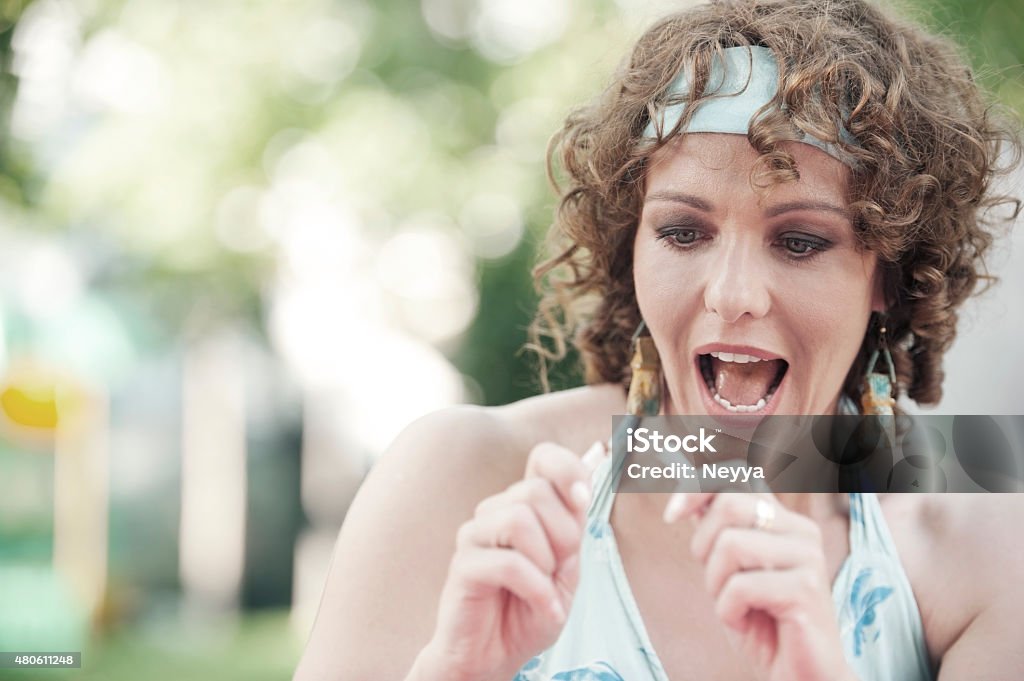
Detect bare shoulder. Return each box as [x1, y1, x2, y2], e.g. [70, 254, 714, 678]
[918, 494, 1024, 578]
[891, 494, 1024, 665]
[920, 495, 1024, 675]
[360, 381, 623, 519]
[377, 403, 532, 488]
[294, 384, 623, 680]
[494, 382, 626, 454]
[376, 381, 624, 484]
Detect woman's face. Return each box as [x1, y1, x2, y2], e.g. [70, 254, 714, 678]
[634, 133, 883, 417]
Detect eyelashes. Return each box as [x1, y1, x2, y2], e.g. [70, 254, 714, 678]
[656, 226, 704, 247]
[778, 233, 830, 256]
[654, 224, 833, 261]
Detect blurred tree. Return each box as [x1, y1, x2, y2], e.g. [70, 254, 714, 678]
[907, 0, 1024, 114]
[0, 0, 32, 203]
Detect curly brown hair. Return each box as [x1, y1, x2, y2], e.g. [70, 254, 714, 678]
[527, 0, 1021, 410]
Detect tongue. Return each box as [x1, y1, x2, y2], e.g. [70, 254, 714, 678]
[712, 357, 782, 406]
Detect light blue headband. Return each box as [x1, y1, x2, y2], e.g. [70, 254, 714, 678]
[644, 46, 858, 164]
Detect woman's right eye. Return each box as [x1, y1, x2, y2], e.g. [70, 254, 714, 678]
[656, 227, 705, 248]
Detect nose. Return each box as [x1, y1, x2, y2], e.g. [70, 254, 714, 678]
[702, 237, 771, 323]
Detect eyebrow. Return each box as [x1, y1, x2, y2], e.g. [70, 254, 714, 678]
[645, 191, 850, 220]
[645, 191, 714, 212]
[764, 200, 851, 220]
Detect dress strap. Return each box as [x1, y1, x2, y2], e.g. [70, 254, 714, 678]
[847, 492, 897, 556]
[587, 415, 640, 523]
[589, 444, 618, 523]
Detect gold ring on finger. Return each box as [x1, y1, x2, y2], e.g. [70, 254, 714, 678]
[753, 499, 776, 531]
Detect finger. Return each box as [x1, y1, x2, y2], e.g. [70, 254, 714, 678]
[690, 494, 779, 560]
[553, 552, 581, 597]
[462, 502, 558, 575]
[503, 478, 585, 563]
[472, 478, 585, 565]
[472, 488, 509, 518]
[703, 528, 817, 598]
[525, 442, 592, 515]
[715, 567, 827, 631]
[663, 492, 717, 524]
[690, 494, 818, 562]
[454, 547, 565, 622]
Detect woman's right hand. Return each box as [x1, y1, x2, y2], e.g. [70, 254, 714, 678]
[415, 441, 602, 681]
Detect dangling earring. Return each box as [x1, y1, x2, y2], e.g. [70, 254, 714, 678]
[626, 320, 662, 416]
[861, 318, 897, 416]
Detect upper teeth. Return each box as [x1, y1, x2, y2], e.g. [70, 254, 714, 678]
[709, 351, 762, 363]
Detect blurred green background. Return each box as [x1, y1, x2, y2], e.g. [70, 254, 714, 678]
[0, 0, 1020, 679]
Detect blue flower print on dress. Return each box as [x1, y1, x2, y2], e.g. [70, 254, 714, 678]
[551, 661, 626, 681]
[513, 656, 541, 681]
[587, 519, 609, 539]
[849, 567, 894, 656]
[513, 658, 626, 681]
[848, 494, 863, 525]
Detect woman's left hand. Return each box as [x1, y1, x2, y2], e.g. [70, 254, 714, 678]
[663, 493, 858, 681]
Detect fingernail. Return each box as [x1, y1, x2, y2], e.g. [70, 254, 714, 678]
[581, 441, 604, 472]
[550, 598, 566, 622]
[570, 481, 591, 510]
[663, 492, 687, 523]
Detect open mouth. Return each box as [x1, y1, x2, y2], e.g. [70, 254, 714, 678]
[698, 352, 788, 413]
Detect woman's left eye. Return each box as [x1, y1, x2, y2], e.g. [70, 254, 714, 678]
[777, 233, 829, 257]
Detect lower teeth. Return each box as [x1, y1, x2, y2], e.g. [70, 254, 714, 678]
[713, 391, 771, 413]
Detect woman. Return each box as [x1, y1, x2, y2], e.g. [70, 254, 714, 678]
[293, 1, 1023, 679]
